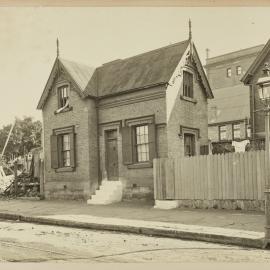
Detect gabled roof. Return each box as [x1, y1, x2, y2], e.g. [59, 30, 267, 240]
[37, 39, 213, 109]
[241, 39, 270, 85]
[84, 40, 190, 97]
[37, 58, 95, 109]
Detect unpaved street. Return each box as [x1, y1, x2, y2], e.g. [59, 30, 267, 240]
[0, 219, 269, 262]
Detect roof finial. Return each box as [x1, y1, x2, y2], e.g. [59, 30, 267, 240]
[56, 38, 59, 58]
[189, 18, 192, 40]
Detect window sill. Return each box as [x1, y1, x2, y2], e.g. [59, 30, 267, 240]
[127, 162, 153, 169]
[180, 95, 197, 104]
[54, 106, 73, 115]
[55, 167, 75, 173]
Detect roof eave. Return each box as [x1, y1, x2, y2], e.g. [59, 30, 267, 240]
[96, 82, 167, 100]
[37, 58, 58, 110]
[192, 44, 214, 99]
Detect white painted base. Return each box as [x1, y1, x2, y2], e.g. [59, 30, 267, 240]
[154, 200, 179, 209]
[87, 180, 123, 205]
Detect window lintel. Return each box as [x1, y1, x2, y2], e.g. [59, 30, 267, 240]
[53, 125, 74, 136]
[125, 115, 154, 127]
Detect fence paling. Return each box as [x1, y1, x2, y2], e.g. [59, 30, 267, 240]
[153, 151, 267, 201]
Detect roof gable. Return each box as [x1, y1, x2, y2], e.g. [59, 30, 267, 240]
[37, 58, 95, 109]
[241, 39, 270, 85]
[59, 58, 95, 90]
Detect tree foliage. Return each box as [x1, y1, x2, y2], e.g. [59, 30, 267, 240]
[0, 117, 42, 159]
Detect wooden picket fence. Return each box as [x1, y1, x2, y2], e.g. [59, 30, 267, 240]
[154, 150, 268, 201]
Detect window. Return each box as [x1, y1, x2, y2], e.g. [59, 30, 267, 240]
[233, 123, 241, 140]
[246, 125, 251, 138]
[184, 133, 195, 156]
[62, 134, 71, 167]
[51, 126, 75, 171]
[226, 68, 232, 78]
[236, 66, 242, 75]
[58, 85, 69, 109]
[183, 71, 193, 98]
[219, 125, 227, 140]
[135, 125, 150, 162]
[121, 119, 156, 167]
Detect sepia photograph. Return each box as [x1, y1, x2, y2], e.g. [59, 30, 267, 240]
[0, 0, 270, 264]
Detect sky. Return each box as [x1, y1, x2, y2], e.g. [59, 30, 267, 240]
[1, 7, 270, 128]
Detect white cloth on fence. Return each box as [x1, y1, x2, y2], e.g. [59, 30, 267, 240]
[232, 140, 249, 152]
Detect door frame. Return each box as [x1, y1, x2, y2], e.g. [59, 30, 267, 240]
[105, 129, 119, 180]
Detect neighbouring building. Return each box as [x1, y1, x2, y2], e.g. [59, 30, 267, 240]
[205, 44, 264, 152]
[37, 34, 213, 202]
[241, 39, 270, 146]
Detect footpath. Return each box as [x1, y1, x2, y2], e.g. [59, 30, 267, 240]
[0, 199, 266, 249]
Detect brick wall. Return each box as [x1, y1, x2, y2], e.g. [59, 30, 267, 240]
[98, 86, 167, 200]
[166, 51, 209, 158]
[206, 54, 258, 89]
[42, 72, 98, 200]
[205, 51, 259, 143]
[42, 57, 210, 201]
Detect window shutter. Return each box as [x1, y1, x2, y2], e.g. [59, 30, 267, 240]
[69, 132, 76, 168]
[148, 123, 157, 161]
[121, 126, 133, 165]
[50, 135, 59, 169]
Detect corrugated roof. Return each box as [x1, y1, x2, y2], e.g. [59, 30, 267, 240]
[59, 58, 95, 91]
[84, 40, 190, 97]
[208, 84, 250, 124]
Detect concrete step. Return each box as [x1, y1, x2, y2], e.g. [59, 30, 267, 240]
[87, 180, 123, 205]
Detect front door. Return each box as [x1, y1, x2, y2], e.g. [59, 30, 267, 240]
[105, 130, 119, 181]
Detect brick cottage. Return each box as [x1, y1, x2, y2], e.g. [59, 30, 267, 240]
[37, 34, 213, 202]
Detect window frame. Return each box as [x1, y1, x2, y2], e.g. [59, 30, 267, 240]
[246, 124, 251, 138]
[122, 115, 156, 169]
[219, 125, 227, 141]
[236, 66, 242, 76]
[58, 85, 69, 109]
[182, 70, 194, 99]
[54, 83, 73, 114]
[232, 123, 241, 140]
[226, 68, 232, 78]
[184, 133, 196, 157]
[51, 126, 76, 172]
[61, 133, 71, 167]
[134, 124, 150, 163]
